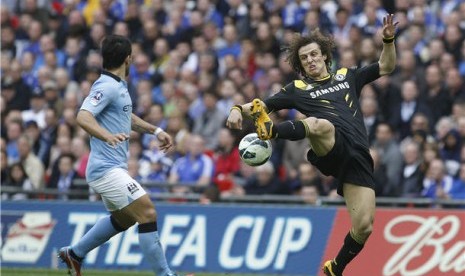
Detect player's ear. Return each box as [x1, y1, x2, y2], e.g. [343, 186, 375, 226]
[322, 54, 327, 61]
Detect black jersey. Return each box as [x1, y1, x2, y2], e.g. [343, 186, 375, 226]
[264, 63, 381, 150]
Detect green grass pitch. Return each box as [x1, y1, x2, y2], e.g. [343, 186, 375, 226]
[1, 268, 280, 276]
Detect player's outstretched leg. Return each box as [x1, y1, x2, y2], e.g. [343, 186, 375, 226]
[59, 215, 128, 275]
[323, 184, 375, 275]
[251, 98, 274, 140]
[58, 247, 82, 276]
[137, 221, 176, 276]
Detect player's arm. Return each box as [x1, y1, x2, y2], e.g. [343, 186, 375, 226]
[226, 100, 269, 130]
[131, 113, 173, 152]
[379, 14, 398, 76]
[131, 113, 159, 134]
[77, 110, 128, 146]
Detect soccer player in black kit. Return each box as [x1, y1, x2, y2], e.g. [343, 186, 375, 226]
[227, 14, 398, 276]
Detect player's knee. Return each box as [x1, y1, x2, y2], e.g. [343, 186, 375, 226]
[140, 206, 157, 223]
[303, 117, 334, 137]
[354, 215, 374, 240]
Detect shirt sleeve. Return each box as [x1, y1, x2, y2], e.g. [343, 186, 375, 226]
[263, 83, 295, 113]
[80, 83, 117, 116]
[354, 63, 381, 97]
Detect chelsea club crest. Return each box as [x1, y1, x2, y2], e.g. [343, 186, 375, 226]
[334, 74, 346, 81]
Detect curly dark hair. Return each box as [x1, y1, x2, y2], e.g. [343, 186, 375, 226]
[285, 29, 336, 77]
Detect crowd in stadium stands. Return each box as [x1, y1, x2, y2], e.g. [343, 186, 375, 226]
[1, 0, 465, 205]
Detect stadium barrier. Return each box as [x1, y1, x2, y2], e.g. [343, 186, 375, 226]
[1, 201, 464, 275]
[2, 181, 465, 208]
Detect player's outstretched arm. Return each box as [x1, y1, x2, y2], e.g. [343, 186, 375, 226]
[379, 14, 398, 76]
[226, 100, 268, 130]
[77, 110, 128, 146]
[131, 113, 173, 152]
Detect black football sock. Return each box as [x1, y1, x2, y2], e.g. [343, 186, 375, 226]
[69, 248, 84, 262]
[272, 120, 307, 140]
[333, 231, 365, 273]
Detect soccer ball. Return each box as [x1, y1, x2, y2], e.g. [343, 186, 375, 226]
[239, 133, 272, 166]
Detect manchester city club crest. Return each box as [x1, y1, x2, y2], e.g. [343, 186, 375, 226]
[334, 74, 346, 81]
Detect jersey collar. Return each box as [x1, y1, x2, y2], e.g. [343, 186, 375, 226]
[101, 70, 121, 82]
[304, 74, 332, 84]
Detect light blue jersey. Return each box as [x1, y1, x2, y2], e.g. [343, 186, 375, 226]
[80, 71, 132, 182]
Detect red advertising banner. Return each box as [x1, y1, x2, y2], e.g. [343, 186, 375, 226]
[322, 208, 465, 276]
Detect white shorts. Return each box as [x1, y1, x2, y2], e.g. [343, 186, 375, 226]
[89, 168, 146, 211]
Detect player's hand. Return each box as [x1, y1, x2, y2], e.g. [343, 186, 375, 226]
[382, 14, 398, 39]
[226, 109, 243, 130]
[156, 131, 173, 152]
[106, 133, 129, 148]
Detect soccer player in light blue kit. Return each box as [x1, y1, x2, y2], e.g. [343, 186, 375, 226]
[58, 35, 186, 276]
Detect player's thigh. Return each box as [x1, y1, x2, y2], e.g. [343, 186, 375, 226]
[343, 183, 375, 238]
[302, 117, 335, 156]
[112, 194, 157, 226]
[90, 168, 151, 226]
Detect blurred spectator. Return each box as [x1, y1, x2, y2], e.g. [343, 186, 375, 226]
[389, 80, 433, 140]
[332, 8, 352, 45]
[216, 78, 237, 117]
[3, 63, 31, 111]
[458, 116, 465, 144]
[143, 153, 170, 194]
[292, 163, 323, 195]
[422, 158, 454, 199]
[199, 185, 221, 204]
[23, 20, 43, 56]
[5, 119, 23, 164]
[129, 53, 154, 87]
[451, 100, 465, 123]
[435, 116, 456, 142]
[1, 162, 33, 200]
[212, 128, 240, 192]
[400, 113, 436, 149]
[445, 68, 465, 99]
[299, 184, 321, 205]
[440, 129, 462, 176]
[253, 22, 280, 58]
[391, 50, 424, 91]
[141, 104, 167, 149]
[237, 2, 265, 40]
[358, 38, 378, 67]
[399, 141, 424, 197]
[23, 120, 41, 155]
[448, 163, 465, 200]
[1, 147, 7, 181]
[422, 64, 452, 125]
[372, 75, 401, 120]
[22, 92, 46, 128]
[63, 36, 86, 81]
[34, 34, 65, 71]
[17, 134, 44, 190]
[281, 0, 309, 32]
[168, 134, 213, 192]
[71, 137, 89, 179]
[372, 123, 403, 195]
[192, 92, 225, 150]
[282, 137, 310, 182]
[361, 96, 381, 144]
[48, 153, 86, 200]
[37, 108, 58, 167]
[369, 148, 389, 196]
[241, 161, 289, 195]
[459, 40, 465, 76]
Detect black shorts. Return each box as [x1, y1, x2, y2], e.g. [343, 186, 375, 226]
[306, 128, 375, 196]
